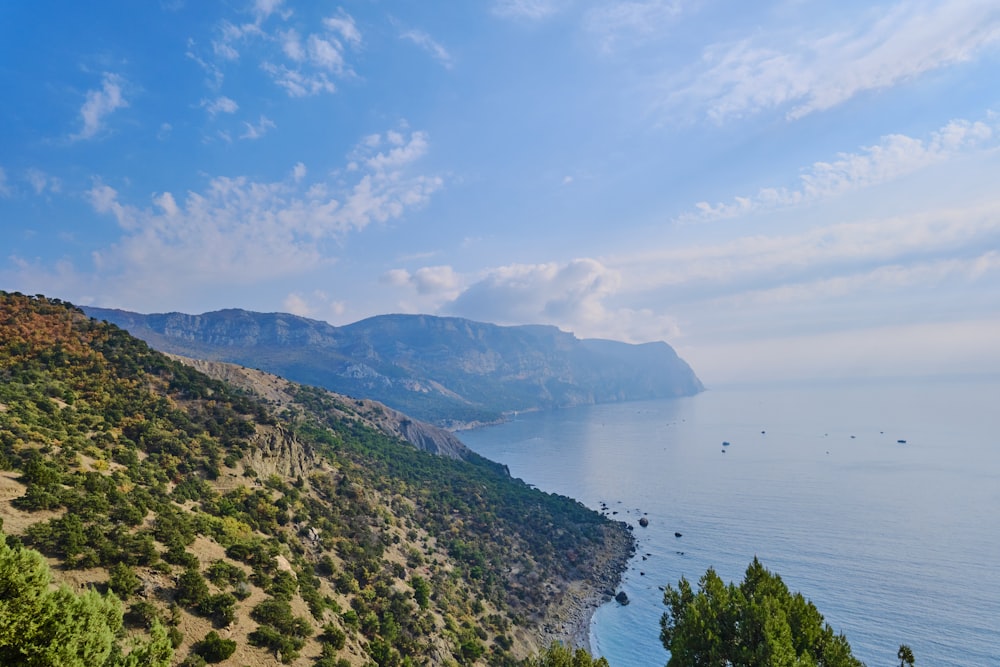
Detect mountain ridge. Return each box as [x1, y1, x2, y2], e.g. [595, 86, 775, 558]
[82, 307, 704, 427]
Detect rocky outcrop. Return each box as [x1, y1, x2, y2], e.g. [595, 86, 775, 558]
[354, 402, 470, 459]
[244, 424, 316, 479]
[169, 355, 473, 461]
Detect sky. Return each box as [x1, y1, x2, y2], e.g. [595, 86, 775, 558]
[3, 0, 1000, 385]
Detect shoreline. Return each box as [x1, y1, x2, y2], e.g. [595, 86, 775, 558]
[532, 521, 635, 656]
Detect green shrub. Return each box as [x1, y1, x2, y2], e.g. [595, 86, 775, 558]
[175, 568, 210, 609]
[193, 631, 236, 663]
[108, 562, 141, 600]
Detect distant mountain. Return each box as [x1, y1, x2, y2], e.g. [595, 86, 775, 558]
[82, 307, 704, 427]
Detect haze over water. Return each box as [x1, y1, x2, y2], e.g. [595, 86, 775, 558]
[461, 376, 1000, 667]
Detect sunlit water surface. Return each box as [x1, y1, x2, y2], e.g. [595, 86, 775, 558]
[461, 377, 1000, 667]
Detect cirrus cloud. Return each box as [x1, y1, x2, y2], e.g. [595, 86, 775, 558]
[686, 114, 998, 221]
[664, 0, 1000, 122]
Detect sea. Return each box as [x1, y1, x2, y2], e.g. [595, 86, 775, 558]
[460, 376, 1000, 667]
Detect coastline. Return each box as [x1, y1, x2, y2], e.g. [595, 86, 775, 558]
[532, 521, 635, 656]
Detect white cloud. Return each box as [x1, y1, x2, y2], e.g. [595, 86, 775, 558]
[710, 251, 1000, 311]
[667, 1, 1000, 121]
[280, 29, 305, 61]
[492, 0, 567, 20]
[688, 115, 998, 221]
[433, 258, 680, 342]
[201, 96, 239, 116]
[622, 198, 1000, 295]
[382, 268, 412, 287]
[72, 73, 128, 141]
[185, 41, 225, 88]
[87, 182, 133, 228]
[240, 115, 276, 139]
[212, 21, 262, 62]
[584, 0, 686, 51]
[283, 292, 311, 316]
[79, 130, 441, 296]
[260, 62, 336, 97]
[25, 169, 60, 195]
[253, 0, 284, 21]
[362, 131, 430, 172]
[413, 266, 461, 296]
[307, 35, 345, 71]
[323, 13, 361, 46]
[401, 30, 454, 69]
[195, 8, 360, 97]
[282, 291, 346, 320]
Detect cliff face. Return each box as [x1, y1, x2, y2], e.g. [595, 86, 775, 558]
[83, 307, 704, 426]
[244, 424, 317, 479]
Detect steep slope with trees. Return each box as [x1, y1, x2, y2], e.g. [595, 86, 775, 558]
[0, 292, 632, 666]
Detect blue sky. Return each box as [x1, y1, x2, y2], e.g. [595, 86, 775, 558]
[3, 0, 1000, 384]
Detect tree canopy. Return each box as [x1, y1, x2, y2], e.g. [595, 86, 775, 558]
[0, 529, 172, 667]
[661, 558, 865, 667]
[526, 643, 611, 667]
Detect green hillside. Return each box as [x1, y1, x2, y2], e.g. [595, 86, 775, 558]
[0, 292, 632, 666]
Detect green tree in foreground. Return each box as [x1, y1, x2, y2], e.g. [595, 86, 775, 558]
[661, 557, 865, 667]
[897, 644, 915, 666]
[0, 530, 172, 667]
[526, 643, 610, 667]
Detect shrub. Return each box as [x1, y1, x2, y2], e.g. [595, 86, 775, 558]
[193, 631, 236, 663]
[108, 562, 141, 600]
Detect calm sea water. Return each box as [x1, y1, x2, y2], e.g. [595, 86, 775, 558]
[460, 377, 1000, 667]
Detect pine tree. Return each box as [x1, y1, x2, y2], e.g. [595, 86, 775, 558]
[0, 530, 172, 667]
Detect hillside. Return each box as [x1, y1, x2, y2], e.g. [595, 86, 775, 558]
[170, 356, 472, 461]
[0, 292, 633, 666]
[81, 307, 703, 428]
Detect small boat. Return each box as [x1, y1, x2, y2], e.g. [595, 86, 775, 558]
[722, 441, 731, 446]
[674, 532, 683, 538]
[897, 439, 907, 444]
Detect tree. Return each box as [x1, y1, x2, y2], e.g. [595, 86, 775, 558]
[897, 644, 915, 666]
[661, 557, 865, 667]
[108, 562, 141, 600]
[526, 643, 610, 666]
[0, 530, 172, 667]
[193, 630, 237, 663]
[411, 574, 431, 609]
[526, 643, 608, 667]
